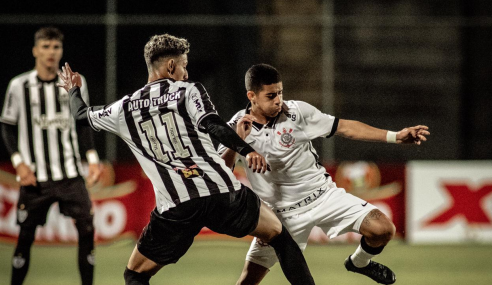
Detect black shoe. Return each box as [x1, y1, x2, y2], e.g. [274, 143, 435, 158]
[344, 255, 396, 284]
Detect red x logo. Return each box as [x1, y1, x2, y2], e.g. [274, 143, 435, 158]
[425, 183, 492, 225]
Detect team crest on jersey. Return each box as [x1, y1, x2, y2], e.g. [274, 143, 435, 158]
[173, 164, 204, 179]
[17, 209, 28, 223]
[277, 128, 296, 148]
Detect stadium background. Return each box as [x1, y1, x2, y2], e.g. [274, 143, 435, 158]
[1, 0, 491, 284]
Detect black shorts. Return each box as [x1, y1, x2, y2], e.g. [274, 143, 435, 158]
[137, 185, 260, 266]
[16, 176, 93, 227]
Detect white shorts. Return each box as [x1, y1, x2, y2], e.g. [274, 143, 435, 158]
[246, 183, 377, 269]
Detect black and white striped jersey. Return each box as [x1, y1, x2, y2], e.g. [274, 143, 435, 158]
[0, 70, 90, 182]
[87, 79, 241, 213]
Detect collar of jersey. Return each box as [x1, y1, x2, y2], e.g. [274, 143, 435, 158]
[36, 75, 59, 83]
[245, 102, 287, 129]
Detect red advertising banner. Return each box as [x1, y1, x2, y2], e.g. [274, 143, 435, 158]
[0, 161, 406, 245]
[0, 163, 155, 244]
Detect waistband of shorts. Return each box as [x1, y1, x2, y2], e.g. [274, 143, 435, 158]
[274, 188, 328, 214]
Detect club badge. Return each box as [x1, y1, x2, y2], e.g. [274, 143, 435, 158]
[277, 128, 296, 148]
[17, 209, 28, 223]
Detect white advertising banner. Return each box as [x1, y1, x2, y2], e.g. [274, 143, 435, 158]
[407, 161, 492, 244]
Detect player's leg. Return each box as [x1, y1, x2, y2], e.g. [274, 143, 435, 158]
[11, 184, 51, 285]
[206, 186, 315, 285]
[11, 225, 36, 285]
[125, 202, 204, 285]
[237, 208, 313, 285]
[124, 246, 162, 285]
[353, 208, 395, 266]
[248, 201, 315, 285]
[74, 217, 95, 285]
[58, 177, 95, 285]
[344, 209, 396, 284]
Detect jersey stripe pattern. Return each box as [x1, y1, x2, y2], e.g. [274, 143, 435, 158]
[87, 79, 241, 213]
[0, 70, 88, 182]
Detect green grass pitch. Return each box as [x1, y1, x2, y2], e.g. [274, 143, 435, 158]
[1, 239, 491, 285]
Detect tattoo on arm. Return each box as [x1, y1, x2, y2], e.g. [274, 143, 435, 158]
[363, 209, 383, 227]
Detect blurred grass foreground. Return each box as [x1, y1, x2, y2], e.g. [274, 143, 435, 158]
[1, 239, 492, 285]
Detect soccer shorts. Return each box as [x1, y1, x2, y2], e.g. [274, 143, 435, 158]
[137, 185, 261, 266]
[246, 182, 377, 269]
[16, 176, 93, 227]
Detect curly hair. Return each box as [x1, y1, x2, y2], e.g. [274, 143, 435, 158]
[144, 34, 190, 66]
[34, 26, 64, 44]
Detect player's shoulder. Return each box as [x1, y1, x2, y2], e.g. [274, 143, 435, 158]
[8, 70, 35, 86]
[228, 109, 247, 125]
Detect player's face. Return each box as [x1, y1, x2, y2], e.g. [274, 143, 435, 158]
[33, 39, 63, 70]
[252, 82, 283, 118]
[171, 54, 189, 81]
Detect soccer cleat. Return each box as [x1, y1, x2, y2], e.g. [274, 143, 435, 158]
[344, 255, 396, 284]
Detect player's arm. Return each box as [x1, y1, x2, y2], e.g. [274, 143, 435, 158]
[201, 114, 267, 173]
[219, 114, 256, 169]
[336, 119, 430, 145]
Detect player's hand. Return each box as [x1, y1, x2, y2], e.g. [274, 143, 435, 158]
[86, 163, 102, 188]
[56, 62, 82, 92]
[237, 114, 256, 139]
[15, 163, 37, 186]
[396, 125, 430, 145]
[245, 151, 269, 174]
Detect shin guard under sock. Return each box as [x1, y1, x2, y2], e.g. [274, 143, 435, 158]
[269, 225, 315, 285]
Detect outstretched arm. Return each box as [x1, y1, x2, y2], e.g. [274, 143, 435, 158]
[336, 119, 430, 145]
[57, 62, 104, 126]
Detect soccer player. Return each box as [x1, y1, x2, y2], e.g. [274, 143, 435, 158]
[56, 34, 315, 285]
[0, 27, 101, 285]
[218, 63, 430, 285]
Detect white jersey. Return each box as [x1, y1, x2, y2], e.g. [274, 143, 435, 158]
[87, 79, 241, 213]
[218, 100, 338, 210]
[0, 70, 89, 182]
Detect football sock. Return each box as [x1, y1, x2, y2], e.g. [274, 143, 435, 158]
[350, 236, 385, 268]
[269, 225, 315, 285]
[76, 218, 95, 285]
[124, 267, 151, 285]
[11, 226, 36, 285]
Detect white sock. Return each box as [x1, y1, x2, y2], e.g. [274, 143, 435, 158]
[350, 244, 376, 268]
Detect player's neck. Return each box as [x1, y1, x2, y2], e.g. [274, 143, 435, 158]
[249, 108, 270, 125]
[36, 64, 58, 81]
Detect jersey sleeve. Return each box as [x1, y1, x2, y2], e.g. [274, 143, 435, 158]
[0, 79, 21, 125]
[295, 101, 339, 139]
[87, 97, 124, 134]
[216, 111, 241, 155]
[80, 75, 90, 105]
[186, 82, 218, 131]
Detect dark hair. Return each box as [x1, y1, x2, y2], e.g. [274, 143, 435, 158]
[34, 26, 64, 44]
[245, 64, 281, 93]
[144, 33, 190, 66]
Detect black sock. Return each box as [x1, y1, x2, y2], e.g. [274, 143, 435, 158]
[268, 225, 315, 285]
[11, 226, 36, 285]
[76, 218, 95, 285]
[124, 267, 151, 285]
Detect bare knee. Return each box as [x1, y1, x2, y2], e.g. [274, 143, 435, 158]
[360, 209, 396, 247]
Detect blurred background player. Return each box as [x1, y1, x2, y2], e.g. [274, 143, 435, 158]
[218, 63, 430, 285]
[0, 26, 101, 285]
[57, 33, 315, 285]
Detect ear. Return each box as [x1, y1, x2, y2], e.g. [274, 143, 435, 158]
[247, 91, 256, 102]
[32, 46, 37, 58]
[167, 59, 175, 75]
